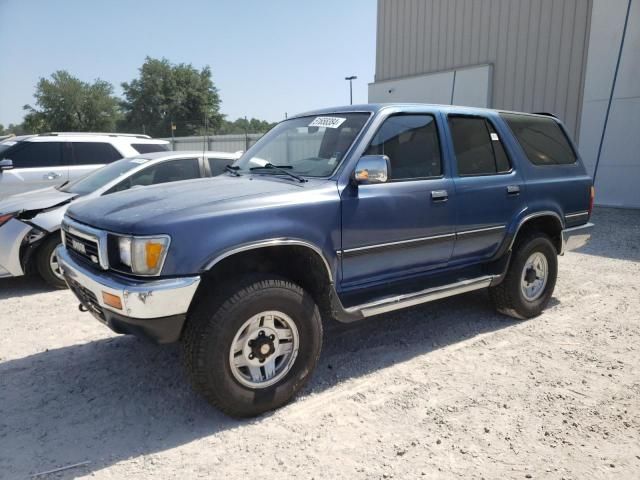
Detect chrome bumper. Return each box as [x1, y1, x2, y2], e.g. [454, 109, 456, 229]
[561, 222, 594, 254]
[56, 245, 200, 320]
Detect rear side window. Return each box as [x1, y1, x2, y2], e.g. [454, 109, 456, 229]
[132, 143, 169, 154]
[72, 142, 122, 165]
[4, 141, 63, 168]
[448, 116, 511, 176]
[501, 113, 577, 165]
[365, 114, 442, 180]
[208, 157, 233, 176]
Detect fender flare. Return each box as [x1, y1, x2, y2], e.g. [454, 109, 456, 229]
[507, 210, 564, 251]
[202, 238, 334, 283]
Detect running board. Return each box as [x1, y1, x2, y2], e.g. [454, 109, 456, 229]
[345, 275, 496, 318]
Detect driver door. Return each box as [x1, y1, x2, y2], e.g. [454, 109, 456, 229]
[0, 141, 68, 199]
[340, 113, 456, 289]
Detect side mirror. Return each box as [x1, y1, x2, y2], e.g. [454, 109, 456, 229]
[354, 155, 390, 184]
[0, 159, 13, 171]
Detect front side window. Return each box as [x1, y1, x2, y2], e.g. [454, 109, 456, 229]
[0, 141, 17, 156]
[4, 141, 63, 168]
[500, 113, 576, 165]
[365, 114, 442, 180]
[234, 113, 370, 177]
[72, 142, 122, 165]
[448, 116, 511, 176]
[108, 158, 200, 194]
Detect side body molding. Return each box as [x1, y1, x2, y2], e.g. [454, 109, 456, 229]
[203, 238, 335, 283]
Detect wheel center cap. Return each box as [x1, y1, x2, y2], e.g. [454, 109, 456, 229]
[525, 267, 537, 284]
[249, 332, 276, 361]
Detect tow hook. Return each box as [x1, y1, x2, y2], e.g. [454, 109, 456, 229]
[78, 303, 88, 312]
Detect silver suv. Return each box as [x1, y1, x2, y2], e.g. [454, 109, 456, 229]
[0, 132, 169, 200]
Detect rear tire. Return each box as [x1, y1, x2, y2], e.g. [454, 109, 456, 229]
[182, 275, 323, 418]
[36, 234, 66, 289]
[489, 232, 557, 319]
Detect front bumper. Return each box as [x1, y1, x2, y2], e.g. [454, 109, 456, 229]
[57, 245, 201, 343]
[561, 222, 594, 254]
[0, 218, 32, 278]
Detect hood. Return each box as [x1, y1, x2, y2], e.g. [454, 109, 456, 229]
[0, 187, 77, 215]
[66, 175, 325, 233]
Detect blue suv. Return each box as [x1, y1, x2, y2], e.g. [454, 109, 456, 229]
[56, 104, 594, 417]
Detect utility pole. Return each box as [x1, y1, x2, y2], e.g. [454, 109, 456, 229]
[345, 76, 357, 105]
[170, 118, 176, 151]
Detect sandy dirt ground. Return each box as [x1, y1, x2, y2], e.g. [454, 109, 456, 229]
[0, 207, 639, 479]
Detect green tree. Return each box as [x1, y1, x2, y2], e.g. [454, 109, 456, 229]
[0, 123, 27, 136]
[217, 117, 277, 134]
[22, 71, 120, 133]
[120, 57, 222, 137]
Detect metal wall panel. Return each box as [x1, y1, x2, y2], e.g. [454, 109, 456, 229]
[374, 0, 593, 138]
[579, 0, 640, 208]
[161, 134, 264, 153]
[368, 64, 491, 107]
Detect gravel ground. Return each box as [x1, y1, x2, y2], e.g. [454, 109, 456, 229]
[0, 207, 639, 479]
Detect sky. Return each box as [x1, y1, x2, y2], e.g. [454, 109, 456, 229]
[0, 0, 377, 127]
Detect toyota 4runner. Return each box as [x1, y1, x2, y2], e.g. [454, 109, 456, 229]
[56, 104, 594, 417]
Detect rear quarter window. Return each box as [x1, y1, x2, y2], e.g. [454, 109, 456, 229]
[132, 143, 169, 154]
[500, 113, 576, 166]
[208, 157, 234, 176]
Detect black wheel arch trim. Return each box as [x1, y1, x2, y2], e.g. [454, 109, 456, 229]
[492, 210, 564, 260]
[201, 238, 335, 284]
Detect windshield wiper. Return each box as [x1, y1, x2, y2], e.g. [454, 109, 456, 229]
[225, 165, 241, 176]
[55, 180, 70, 191]
[249, 163, 307, 183]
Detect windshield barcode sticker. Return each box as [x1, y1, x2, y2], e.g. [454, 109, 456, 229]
[490, 133, 499, 141]
[309, 117, 346, 129]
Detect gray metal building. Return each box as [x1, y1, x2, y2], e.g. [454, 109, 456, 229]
[369, 0, 639, 208]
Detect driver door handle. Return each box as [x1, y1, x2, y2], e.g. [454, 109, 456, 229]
[43, 172, 62, 180]
[507, 185, 521, 195]
[431, 190, 448, 202]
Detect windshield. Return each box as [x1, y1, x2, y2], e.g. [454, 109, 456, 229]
[234, 113, 370, 177]
[60, 157, 148, 195]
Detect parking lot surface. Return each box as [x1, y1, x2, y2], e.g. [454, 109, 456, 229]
[1, 207, 638, 479]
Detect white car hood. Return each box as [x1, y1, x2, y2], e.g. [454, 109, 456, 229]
[0, 187, 77, 215]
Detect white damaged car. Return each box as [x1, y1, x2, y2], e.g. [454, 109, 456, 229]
[0, 150, 240, 288]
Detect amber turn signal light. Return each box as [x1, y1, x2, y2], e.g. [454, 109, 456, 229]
[102, 292, 123, 310]
[145, 242, 164, 269]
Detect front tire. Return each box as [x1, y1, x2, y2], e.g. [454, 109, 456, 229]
[182, 276, 323, 418]
[36, 235, 67, 289]
[489, 232, 558, 319]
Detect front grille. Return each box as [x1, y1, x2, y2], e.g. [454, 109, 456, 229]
[67, 277, 105, 320]
[64, 230, 101, 267]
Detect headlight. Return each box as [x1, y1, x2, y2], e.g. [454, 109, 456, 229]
[0, 213, 15, 227]
[118, 237, 132, 266]
[117, 235, 170, 275]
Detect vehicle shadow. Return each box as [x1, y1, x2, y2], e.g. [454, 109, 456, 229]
[0, 290, 519, 478]
[573, 207, 640, 262]
[0, 275, 55, 300]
